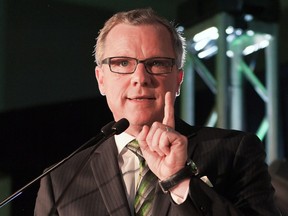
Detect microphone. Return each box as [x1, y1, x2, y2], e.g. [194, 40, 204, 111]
[112, 118, 130, 135]
[0, 118, 129, 209]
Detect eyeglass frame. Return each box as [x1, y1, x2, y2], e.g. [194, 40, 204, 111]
[100, 56, 177, 75]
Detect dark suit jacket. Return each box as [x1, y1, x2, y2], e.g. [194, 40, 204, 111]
[34, 118, 280, 215]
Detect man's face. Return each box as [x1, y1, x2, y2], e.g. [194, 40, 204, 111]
[95, 23, 183, 134]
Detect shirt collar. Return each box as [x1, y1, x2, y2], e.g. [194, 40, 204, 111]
[114, 132, 135, 154]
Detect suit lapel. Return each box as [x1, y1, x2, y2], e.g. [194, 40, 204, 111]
[152, 185, 171, 215]
[90, 137, 131, 216]
[175, 117, 198, 157]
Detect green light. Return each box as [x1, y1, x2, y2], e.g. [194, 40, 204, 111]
[256, 118, 269, 140]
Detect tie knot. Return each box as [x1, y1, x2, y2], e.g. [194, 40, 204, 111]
[126, 140, 143, 158]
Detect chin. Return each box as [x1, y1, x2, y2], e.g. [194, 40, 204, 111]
[128, 115, 160, 127]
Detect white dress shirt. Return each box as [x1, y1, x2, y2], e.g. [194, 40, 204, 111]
[115, 132, 138, 214]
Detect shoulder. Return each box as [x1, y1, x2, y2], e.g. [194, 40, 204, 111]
[175, 117, 260, 144]
[175, 117, 264, 162]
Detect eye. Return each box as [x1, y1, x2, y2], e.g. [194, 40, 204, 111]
[148, 59, 171, 67]
[119, 60, 129, 67]
[110, 58, 131, 67]
[151, 60, 164, 67]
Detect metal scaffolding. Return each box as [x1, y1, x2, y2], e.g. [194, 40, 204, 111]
[180, 12, 281, 164]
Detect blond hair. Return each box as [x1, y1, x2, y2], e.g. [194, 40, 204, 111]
[94, 8, 186, 69]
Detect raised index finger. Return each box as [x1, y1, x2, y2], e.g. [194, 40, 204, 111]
[162, 91, 175, 128]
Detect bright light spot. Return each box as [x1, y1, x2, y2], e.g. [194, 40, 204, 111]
[235, 29, 243, 36]
[243, 45, 256, 55]
[244, 14, 254, 22]
[177, 26, 185, 32]
[259, 40, 270, 49]
[193, 27, 218, 42]
[198, 46, 218, 59]
[194, 38, 210, 51]
[247, 30, 254, 36]
[226, 50, 234, 57]
[226, 26, 234, 35]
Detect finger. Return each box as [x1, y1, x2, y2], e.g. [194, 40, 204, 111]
[144, 122, 164, 156]
[159, 132, 170, 156]
[137, 125, 159, 160]
[137, 125, 149, 148]
[149, 127, 165, 157]
[147, 122, 172, 156]
[146, 122, 161, 141]
[162, 91, 175, 129]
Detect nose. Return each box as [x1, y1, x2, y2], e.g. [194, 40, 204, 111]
[130, 62, 152, 86]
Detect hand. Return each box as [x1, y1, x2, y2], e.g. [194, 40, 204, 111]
[136, 92, 188, 180]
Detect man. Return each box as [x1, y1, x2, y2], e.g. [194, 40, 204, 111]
[35, 8, 280, 215]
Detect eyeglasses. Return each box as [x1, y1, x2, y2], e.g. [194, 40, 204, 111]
[101, 56, 176, 75]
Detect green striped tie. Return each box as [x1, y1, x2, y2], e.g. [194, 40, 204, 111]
[126, 140, 157, 216]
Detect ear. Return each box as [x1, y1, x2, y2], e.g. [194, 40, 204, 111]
[95, 66, 105, 96]
[176, 69, 184, 97]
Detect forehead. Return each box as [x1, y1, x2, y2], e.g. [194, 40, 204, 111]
[103, 23, 175, 58]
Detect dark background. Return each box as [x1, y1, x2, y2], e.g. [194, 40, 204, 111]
[0, 0, 287, 215]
